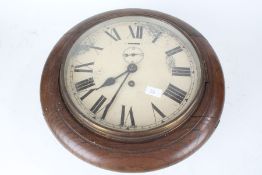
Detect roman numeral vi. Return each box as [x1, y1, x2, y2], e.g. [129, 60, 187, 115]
[120, 105, 136, 127]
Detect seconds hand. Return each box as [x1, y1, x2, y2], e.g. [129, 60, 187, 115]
[101, 63, 137, 120]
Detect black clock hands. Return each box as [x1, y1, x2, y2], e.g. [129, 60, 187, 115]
[96, 70, 128, 90]
[101, 72, 130, 120]
[96, 63, 137, 90]
[81, 64, 137, 101]
[101, 63, 137, 120]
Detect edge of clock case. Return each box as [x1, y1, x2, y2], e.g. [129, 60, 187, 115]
[40, 8, 225, 172]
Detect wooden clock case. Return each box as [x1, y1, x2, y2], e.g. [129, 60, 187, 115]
[40, 9, 224, 172]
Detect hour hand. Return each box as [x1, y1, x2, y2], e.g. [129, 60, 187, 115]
[96, 70, 128, 90]
[96, 77, 116, 90]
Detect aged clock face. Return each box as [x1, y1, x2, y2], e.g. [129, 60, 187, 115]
[61, 16, 203, 135]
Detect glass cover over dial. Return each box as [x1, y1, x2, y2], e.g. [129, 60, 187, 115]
[61, 16, 203, 135]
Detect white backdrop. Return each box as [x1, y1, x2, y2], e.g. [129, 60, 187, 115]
[0, 0, 262, 174]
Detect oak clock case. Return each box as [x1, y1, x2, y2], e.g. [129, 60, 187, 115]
[41, 9, 224, 172]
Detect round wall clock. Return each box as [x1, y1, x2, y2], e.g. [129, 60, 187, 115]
[40, 9, 224, 172]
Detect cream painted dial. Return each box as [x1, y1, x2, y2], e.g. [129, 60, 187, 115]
[61, 16, 202, 132]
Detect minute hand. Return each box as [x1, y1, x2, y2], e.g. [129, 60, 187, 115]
[101, 72, 130, 120]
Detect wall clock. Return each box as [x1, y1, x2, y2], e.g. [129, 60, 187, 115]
[40, 9, 224, 172]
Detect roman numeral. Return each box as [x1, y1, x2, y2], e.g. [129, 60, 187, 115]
[105, 28, 121, 41]
[152, 32, 162, 43]
[129, 25, 143, 39]
[172, 67, 191, 76]
[75, 78, 95, 92]
[86, 45, 103, 50]
[151, 103, 166, 118]
[120, 105, 135, 127]
[80, 89, 95, 101]
[165, 46, 183, 57]
[163, 84, 186, 104]
[74, 62, 94, 73]
[90, 95, 107, 114]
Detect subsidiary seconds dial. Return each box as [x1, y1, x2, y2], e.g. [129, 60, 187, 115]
[60, 16, 203, 139]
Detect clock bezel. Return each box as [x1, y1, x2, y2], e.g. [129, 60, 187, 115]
[59, 14, 206, 143]
[40, 8, 224, 172]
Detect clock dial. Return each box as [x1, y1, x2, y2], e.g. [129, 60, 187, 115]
[61, 16, 203, 134]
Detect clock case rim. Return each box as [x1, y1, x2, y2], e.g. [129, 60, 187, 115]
[40, 8, 224, 172]
[59, 13, 206, 143]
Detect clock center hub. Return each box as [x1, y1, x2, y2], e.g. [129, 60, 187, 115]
[127, 63, 137, 73]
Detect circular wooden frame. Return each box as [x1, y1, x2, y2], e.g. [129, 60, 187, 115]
[40, 9, 224, 172]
